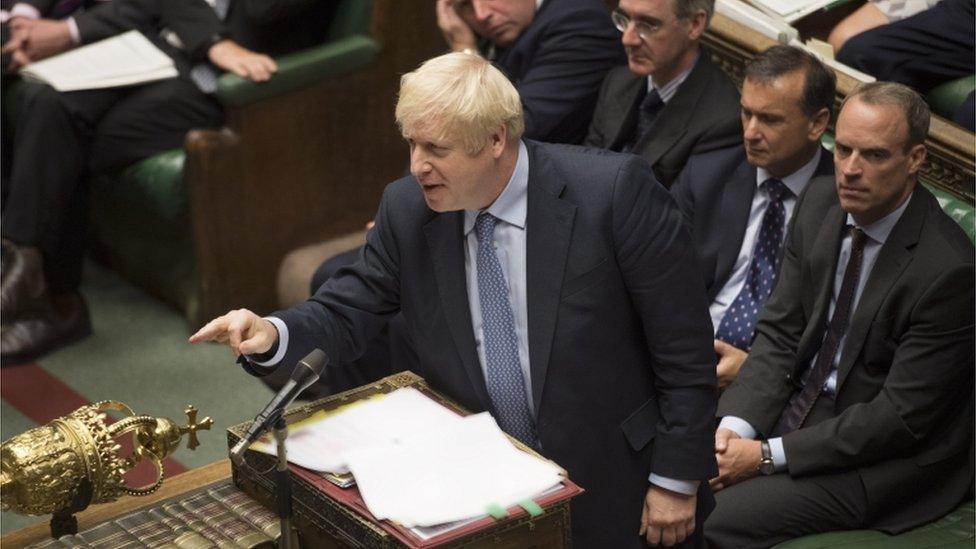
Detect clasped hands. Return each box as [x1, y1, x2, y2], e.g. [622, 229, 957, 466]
[709, 428, 762, 492]
[3, 17, 72, 69]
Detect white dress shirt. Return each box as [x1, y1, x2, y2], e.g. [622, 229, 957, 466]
[710, 148, 823, 332]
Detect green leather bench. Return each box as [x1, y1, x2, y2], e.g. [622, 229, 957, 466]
[86, 0, 380, 326]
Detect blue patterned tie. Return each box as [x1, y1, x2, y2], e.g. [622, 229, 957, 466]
[474, 213, 535, 446]
[715, 178, 789, 350]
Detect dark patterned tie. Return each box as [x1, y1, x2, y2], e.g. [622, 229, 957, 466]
[629, 88, 664, 150]
[773, 226, 868, 436]
[474, 213, 535, 446]
[715, 179, 789, 351]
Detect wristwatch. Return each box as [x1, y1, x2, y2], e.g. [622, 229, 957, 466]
[757, 440, 775, 475]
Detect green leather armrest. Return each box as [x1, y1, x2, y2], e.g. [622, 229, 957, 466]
[926, 183, 976, 244]
[926, 75, 976, 121]
[215, 34, 379, 107]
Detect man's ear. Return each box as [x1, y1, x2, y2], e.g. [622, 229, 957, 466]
[906, 143, 926, 175]
[687, 10, 708, 40]
[808, 107, 831, 141]
[490, 124, 509, 158]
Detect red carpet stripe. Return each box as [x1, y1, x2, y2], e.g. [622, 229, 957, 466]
[2, 362, 188, 485]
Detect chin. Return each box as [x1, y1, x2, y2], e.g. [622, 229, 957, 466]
[626, 58, 653, 77]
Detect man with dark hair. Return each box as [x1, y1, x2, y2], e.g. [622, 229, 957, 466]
[435, 0, 624, 145]
[703, 80, 974, 547]
[584, 0, 740, 187]
[672, 45, 836, 388]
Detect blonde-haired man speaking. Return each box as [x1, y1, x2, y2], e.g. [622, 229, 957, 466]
[192, 52, 718, 548]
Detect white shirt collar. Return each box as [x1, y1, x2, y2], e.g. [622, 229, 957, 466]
[846, 188, 912, 244]
[646, 53, 699, 104]
[756, 147, 823, 198]
[464, 140, 529, 234]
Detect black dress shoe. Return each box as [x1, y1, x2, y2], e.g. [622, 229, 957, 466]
[1, 292, 91, 365]
[1, 239, 47, 321]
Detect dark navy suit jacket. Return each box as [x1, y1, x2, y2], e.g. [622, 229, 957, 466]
[272, 141, 718, 547]
[489, 0, 625, 144]
[672, 145, 835, 303]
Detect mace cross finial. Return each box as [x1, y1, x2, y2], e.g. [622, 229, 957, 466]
[180, 405, 213, 450]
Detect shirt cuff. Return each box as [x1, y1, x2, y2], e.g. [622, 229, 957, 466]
[648, 474, 699, 495]
[67, 16, 79, 44]
[768, 437, 787, 472]
[9, 3, 40, 20]
[718, 416, 758, 440]
[248, 317, 288, 366]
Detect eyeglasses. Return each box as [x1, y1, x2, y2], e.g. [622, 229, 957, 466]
[611, 8, 675, 41]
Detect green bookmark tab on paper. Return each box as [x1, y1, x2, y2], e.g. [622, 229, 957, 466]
[486, 503, 507, 520]
[518, 499, 544, 517]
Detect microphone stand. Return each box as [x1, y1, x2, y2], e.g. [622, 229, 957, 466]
[272, 414, 296, 549]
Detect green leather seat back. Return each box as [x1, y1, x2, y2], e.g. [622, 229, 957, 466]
[926, 75, 976, 121]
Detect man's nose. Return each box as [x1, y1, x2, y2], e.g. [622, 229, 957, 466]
[742, 116, 761, 141]
[621, 22, 642, 46]
[471, 0, 491, 22]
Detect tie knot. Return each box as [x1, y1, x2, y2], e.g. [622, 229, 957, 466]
[641, 89, 664, 112]
[475, 213, 497, 243]
[763, 178, 788, 202]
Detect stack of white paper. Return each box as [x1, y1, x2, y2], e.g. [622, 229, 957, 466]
[348, 413, 563, 527]
[21, 30, 177, 92]
[253, 387, 464, 474]
[743, 0, 836, 22]
[249, 387, 563, 528]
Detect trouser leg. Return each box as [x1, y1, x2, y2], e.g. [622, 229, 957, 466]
[704, 469, 868, 548]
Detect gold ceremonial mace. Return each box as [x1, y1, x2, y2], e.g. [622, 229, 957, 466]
[0, 401, 213, 538]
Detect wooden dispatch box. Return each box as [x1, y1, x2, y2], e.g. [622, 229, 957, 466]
[226, 371, 582, 548]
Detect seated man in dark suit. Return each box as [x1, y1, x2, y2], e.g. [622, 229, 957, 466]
[0, 0, 336, 363]
[837, 0, 974, 130]
[704, 81, 974, 547]
[673, 45, 835, 389]
[436, 0, 624, 145]
[584, 0, 740, 187]
[192, 52, 720, 548]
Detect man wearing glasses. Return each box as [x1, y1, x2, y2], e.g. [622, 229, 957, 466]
[585, 0, 741, 188]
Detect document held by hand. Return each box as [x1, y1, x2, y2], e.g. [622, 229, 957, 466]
[20, 30, 178, 91]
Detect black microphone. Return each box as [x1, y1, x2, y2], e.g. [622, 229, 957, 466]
[229, 349, 329, 465]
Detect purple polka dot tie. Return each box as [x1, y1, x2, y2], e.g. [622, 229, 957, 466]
[474, 213, 535, 446]
[715, 178, 789, 351]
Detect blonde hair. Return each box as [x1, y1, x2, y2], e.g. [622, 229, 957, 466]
[396, 52, 524, 155]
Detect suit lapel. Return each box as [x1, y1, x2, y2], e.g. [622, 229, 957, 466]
[636, 55, 711, 165]
[608, 74, 645, 150]
[711, 159, 757, 300]
[525, 145, 576, 418]
[800, 203, 847, 361]
[836, 189, 925, 388]
[423, 213, 493, 410]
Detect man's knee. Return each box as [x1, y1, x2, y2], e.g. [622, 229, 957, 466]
[836, 27, 885, 71]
